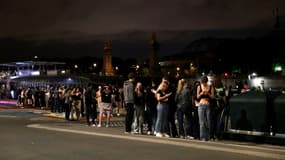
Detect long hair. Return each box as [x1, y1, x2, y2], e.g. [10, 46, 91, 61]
[135, 82, 143, 96]
[176, 79, 186, 95]
[157, 80, 168, 93]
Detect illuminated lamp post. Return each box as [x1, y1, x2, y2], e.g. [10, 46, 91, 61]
[74, 64, 78, 74]
[136, 65, 140, 76]
[115, 66, 119, 75]
[93, 63, 97, 74]
[176, 67, 180, 78]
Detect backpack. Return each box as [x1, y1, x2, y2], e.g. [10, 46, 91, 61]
[123, 80, 135, 103]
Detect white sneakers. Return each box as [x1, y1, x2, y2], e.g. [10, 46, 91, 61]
[155, 133, 163, 137]
[155, 132, 170, 138]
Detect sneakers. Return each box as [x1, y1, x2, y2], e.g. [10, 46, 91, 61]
[163, 134, 170, 138]
[155, 133, 163, 137]
[147, 131, 151, 135]
[97, 124, 110, 128]
[186, 135, 195, 140]
[91, 124, 96, 127]
[131, 131, 139, 134]
[179, 135, 185, 139]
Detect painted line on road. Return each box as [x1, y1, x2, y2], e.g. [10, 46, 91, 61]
[27, 124, 285, 160]
[0, 115, 17, 118]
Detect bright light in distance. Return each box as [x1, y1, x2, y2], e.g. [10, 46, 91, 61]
[251, 72, 257, 77]
[61, 70, 66, 74]
[275, 66, 282, 72]
[31, 71, 40, 76]
[252, 77, 263, 87]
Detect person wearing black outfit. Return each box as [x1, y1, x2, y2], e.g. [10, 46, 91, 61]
[191, 81, 201, 139]
[85, 84, 98, 127]
[162, 77, 178, 138]
[123, 72, 136, 134]
[145, 79, 158, 135]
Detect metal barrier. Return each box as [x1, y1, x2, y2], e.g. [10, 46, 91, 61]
[274, 94, 285, 138]
[228, 91, 268, 136]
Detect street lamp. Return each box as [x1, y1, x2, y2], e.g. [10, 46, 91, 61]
[176, 67, 180, 71]
[176, 67, 181, 78]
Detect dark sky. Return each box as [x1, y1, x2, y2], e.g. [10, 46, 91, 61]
[0, 0, 284, 60]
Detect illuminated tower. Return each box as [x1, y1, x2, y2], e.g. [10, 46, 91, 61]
[103, 40, 114, 76]
[149, 32, 160, 77]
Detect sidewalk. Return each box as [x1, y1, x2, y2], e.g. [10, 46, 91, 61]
[0, 99, 126, 125]
[1, 99, 285, 146]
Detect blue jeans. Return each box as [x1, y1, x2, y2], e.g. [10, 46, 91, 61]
[134, 104, 145, 133]
[177, 103, 193, 137]
[155, 102, 169, 133]
[198, 104, 211, 140]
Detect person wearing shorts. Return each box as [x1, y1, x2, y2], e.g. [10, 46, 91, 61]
[97, 85, 113, 127]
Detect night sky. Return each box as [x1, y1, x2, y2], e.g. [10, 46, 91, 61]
[0, 0, 284, 60]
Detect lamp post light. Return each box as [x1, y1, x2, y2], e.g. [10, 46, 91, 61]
[176, 67, 181, 78]
[115, 66, 119, 75]
[93, 63, 97, 75]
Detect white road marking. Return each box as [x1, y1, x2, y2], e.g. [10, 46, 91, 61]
[0, 115, 17, 118]
[27, 124, 285, 160]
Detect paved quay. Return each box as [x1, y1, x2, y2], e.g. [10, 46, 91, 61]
[1, 99, 285, 146]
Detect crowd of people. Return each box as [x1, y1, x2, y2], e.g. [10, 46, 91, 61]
[11, 72, 232, 141]
[122, 73, 229, 141]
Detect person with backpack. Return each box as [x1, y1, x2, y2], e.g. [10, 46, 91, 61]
[123, 72, 136, 134]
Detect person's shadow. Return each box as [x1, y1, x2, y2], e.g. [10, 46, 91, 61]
[236, 109, 253, 131]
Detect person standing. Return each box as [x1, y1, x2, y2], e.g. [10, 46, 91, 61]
[145, 79, 158, 135]
[85, 83, 98, 127]
[197, 76, 214, 141]
[64, 88, 72, 120]
[123, 72, 136, 134]
[133, 82, 145, 134]
[163, 77, 178, 138]
[191, 81, 201, 139]
[175, 79, 193, 139]
[211, 77, 227, 140]
[155, 80, 172, 137]
[98, 85, 113, 127]
[70, 87, 82, 121]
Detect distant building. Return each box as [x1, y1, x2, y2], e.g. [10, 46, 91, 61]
[0, 61, 66, 79]
[102, 40, 114, 76]
[149, 32, 161, 77]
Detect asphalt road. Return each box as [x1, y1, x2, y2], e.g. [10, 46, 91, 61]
[1, 110, 285, 160]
